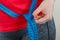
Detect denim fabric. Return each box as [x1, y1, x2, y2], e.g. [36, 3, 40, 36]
[0, 19, 56, 40]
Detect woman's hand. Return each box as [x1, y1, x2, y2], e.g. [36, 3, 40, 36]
[33, 0, 55, 24]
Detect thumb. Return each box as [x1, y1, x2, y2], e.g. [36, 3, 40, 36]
[33, 7, 42, 18]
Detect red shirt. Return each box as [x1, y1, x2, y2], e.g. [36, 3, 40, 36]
[0, 0, 43, 32]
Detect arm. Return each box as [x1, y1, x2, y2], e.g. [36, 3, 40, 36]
[33, 0, 55, 24]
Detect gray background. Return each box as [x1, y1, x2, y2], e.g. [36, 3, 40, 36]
[53, 0, 60, 40]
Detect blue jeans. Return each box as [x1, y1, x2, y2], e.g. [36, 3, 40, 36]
[0, 19, 56, 40]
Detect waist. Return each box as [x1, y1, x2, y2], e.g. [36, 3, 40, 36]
[0, 23, 27, 32]
[0, 15, 28, 32]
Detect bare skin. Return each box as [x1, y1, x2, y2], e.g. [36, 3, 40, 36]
[33, 0, 55, 24]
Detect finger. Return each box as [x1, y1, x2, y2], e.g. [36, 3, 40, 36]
[40, 16, 53, 24]
[39, 19, 48, 24]
[34, 12, 45, 20]
[36, 18, 48, 24]
[35, 14, 49, 24]
[34, 16, 41, 20]
[37, 15, 53, 24]
[35, 19, 48, 24]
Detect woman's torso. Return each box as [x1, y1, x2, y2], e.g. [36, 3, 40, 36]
[0, 0, 43, 32]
